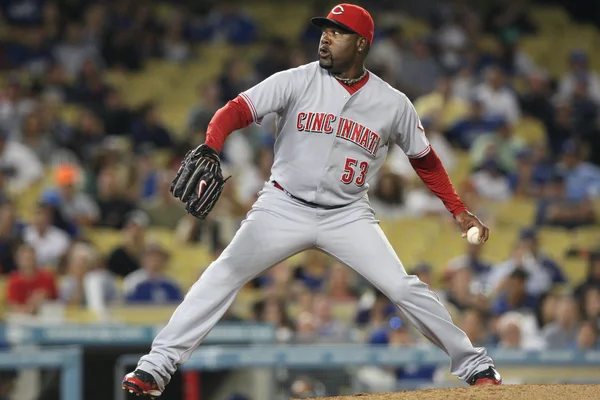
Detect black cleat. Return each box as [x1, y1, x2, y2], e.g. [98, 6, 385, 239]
[122, 369, 162, 398]
[468, 366, 502, 386]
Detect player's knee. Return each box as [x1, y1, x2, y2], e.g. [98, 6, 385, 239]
[384, 276, 426, 305]
[198, 260, 244, 288]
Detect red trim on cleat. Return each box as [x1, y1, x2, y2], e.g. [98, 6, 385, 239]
[473, 377, 501, 385]
[122, 370, 162, 398]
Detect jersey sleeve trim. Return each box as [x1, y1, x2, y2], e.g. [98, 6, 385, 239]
[240, 92, 262, 125]
[407, 145, 431, 159]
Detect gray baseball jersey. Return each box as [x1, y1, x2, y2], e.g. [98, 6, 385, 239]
[241, 61, 430, 206]
[134, 63, 495, 394]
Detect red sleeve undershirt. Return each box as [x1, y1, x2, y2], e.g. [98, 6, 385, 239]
[409, 148, 468, 218]
[205, 95, 467, 217]
[205, 95, 254, 152]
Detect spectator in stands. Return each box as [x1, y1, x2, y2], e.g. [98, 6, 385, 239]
[366, 26, 405, 85]
[40, 163, 99, 237]
[535, 170, 596, 228]
[484, 0, 537, 36]
[488, 229, 564, 296]
[396, 38, 441, 99]
[207, 171, 248, 244]
[64, 108, 106, 163]
[309, 293, 348, 340]
[581, 287, 600, 323]
[574, 252, 600, 302]
[491, 269, 537, 316]
[17, 111, 56, 164]
[0, 75, 37, 136]
[445, 98, 504, 150]
[534, 292, 559, 331]
[558, 49, 600, 105]
[95, 166, 137, 229]
[474, 65, 521, 125]
[547, 101, 576, 159]
[460, 309, 489, 346]
[254, 37, 291, 80]
[6, 27, 54, 79]
[509, 145, 555, 197]
[81, 4, 107, 51]
[186, 82, 223, 142]
[443, 262, 489, 313]
[0, 198, 25, 274]
[466, 158, 513, 202]
[130, 102, 173, 153]
[369, 171, 406, 220]
[576, 320, 599, 349]
[52, 22, 101, 78]
[414, 76, 469, 132]
[470, 119, 526, 172]
[6, 243, 58, 315]
[326, 262, 358, 302]
[495, 309, 546, 350]
[542, 295, 580, 348]
[446, 242, 492, 294]
[559, 140, 600, 200]
[99, 88, 133, 136]
[106, 210, 147, 277]
[38, 63, 72, 105]
[293, 250, 330, 292]
[124, 242, 182, 304]
[101, 23, 143, 72]
[198, 1, 257, 46]
[130, 150, 160, 203]
[23, 202, 71, 269]
[253, 296, 294, 342]
[236, 146, 275, 208]
[495, 312, 524, 349]
[60, 242, 120, 313]
[0, 126, 44, 194]
[355, 289, 397, 332]
[495, 32, 538, 78]
[143, 171, 186, 229]
[519, 70, 554, 133]
[569, 76, 598, 137]
[161, 21, 191, 63]
[368, 318, 438, 382]
[218, 58, 258, 103]
[69, 58, 111, 111]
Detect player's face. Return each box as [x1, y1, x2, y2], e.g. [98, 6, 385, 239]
[318, 25, 362, 72]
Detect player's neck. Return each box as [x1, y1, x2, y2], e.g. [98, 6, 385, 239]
[334, 64, 366, 81]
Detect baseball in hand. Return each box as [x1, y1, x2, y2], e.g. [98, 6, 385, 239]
[466, 226, 481, 245]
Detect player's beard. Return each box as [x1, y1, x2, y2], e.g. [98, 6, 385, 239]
[319, 57, 333, 70]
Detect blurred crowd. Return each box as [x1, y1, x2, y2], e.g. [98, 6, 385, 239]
[0, 0, 599, 392]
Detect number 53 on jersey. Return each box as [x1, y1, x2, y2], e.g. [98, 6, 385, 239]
[341, 157, 369, 186]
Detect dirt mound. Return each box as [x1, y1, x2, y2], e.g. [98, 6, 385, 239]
[312, 384, 600, 400]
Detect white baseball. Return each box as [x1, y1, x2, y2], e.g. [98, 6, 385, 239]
[467, 226, 481, 245]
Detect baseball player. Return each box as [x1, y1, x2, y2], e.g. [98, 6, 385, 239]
[123, 3, 501, 398]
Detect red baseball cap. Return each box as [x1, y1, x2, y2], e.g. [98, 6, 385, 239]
[311, 3, 375, 45]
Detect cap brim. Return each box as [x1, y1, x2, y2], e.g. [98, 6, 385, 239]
[310, 17, 359, 35]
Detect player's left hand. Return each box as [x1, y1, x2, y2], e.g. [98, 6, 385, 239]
[455, 211, 489, 244]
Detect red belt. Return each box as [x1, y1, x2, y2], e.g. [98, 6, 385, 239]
[271, 181, 345, 210]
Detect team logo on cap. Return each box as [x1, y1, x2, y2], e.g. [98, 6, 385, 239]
[331, 5, 344, 14]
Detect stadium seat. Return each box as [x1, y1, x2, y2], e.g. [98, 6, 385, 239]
[514, 117, 546, 146]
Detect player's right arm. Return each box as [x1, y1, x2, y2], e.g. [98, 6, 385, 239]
[205, 69, 297, 151]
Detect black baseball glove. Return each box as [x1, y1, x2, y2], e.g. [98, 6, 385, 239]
[170, 144, 230, 220]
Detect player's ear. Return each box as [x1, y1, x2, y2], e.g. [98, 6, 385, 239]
[357, 37, 367, 52]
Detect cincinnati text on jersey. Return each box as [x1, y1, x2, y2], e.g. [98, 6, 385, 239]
[296, 112, 381, 157]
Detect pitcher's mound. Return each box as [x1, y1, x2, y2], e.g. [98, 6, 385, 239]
[311, 384, 600, 400]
